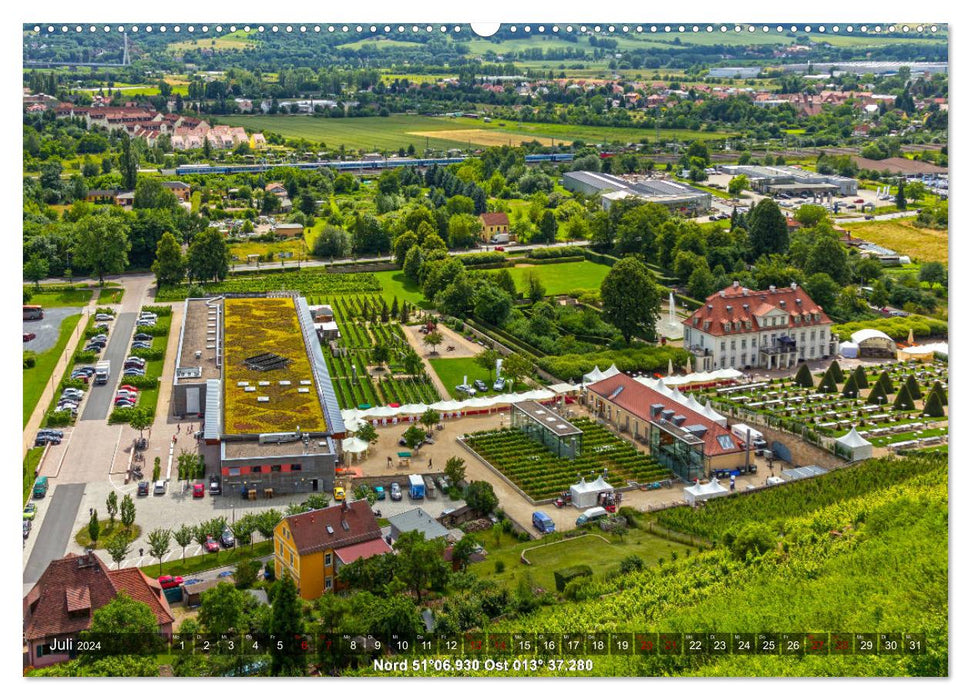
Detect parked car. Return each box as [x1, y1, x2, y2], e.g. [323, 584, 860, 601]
[455, 383, 476, 396]
[193, 483, 205, 498]
[94, 323, 110, 331]
[95, 313, 114, 322]
[220, 528, 235, 548]
[473, 379, 488, 392]
[131, 342, 152, 350]
[34, 435, 61, 447]
[23, 520, 31, 539]
[84, 344, 104, 353]
[390, 482, 402, 501]
[374, 485, 386, 501]
[204, 536, 220, 553]
[90, 334, 108, 342]
[123, 368, 146, 377]
[119, 385, 140, 393]
[493, 377, 507, 392]
[334, 486, 346, 502]
[38, 429, 64, 438]
[157, 575, 183, 590]
[133, 333, 152, 342]
[23, 503, 37, 520]
[125, 356, 146, 366]
[153, 480, 167, 495]
[135, 320, 156, 327]
[23, 332, 36, 342]
[137, 481, 150, 497]
[209, 475, 222, 495]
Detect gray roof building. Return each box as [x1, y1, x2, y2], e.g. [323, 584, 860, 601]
[388, 508, 452, 542]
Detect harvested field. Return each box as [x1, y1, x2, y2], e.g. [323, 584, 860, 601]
[408, 128, 571, 148]
[843, 219, 948, 264]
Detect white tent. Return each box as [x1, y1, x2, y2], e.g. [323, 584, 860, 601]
[702, 400, 728, 427]
[583, 364, 621, 385]
[683, 478, 730, 506]
[343, 416, 365, 433]
[570, 476, 613, 509]
[834, 427, 873, 462]
[839, 341, 859, 359]
[900, 342, 949, 358]
[341, 436, 369, 454]
[662, 368, 744, 387]
[549, 382, 581, 394]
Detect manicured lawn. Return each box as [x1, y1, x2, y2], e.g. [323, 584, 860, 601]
[144, 540, 273, 577]
[508, 261, 611, 296]
[428, 357, 497, 399]
[75, 520, 143, 548]
[24, 287, 93, 307]
[24, 447, 44, 505]
[842, 218, 948, 264]
[468, 530, 689, 593]
[23, 313, 82, 427]
[98, 286, 125, 304]
[371, 270, 428, 307]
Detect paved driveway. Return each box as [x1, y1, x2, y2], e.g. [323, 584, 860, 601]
[23, 483, 85, 587]
[23, 307, 79, 354]
[81, 312, 136, 421]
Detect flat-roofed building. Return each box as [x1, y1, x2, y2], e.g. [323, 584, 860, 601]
[510, 400, 583, 459]
[719, 164, 858, 197]
[562, 171, 711, 214]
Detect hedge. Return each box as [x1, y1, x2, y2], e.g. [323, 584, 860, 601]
[536, 345, 690, 381]
[523, 255, 586, 265]
[527, 246, 585, 260]
[554, 565, 593, 592]
[832, 316, 948, 341]
[458, 252, 508, 267]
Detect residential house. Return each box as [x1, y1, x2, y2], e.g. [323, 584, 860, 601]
[162, 181, 191, 202]
[387, 508, 452, 543]
[478, 212, 510, 240]
[274, 501, 391, 600]
[683, 281, 836, 371]
[85, 189, 120, 204]
[273, 223, 305, 239]
[23, 552, 174, 668]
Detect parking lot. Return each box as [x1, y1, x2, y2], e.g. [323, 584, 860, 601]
[23, 307, 80, 354]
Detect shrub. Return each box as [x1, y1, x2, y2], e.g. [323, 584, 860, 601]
[563, 578, 593, 601]
[923, 390, 944, 418]
[893, 384, 915, 411]
[527, 246, 585, 260]
[619, 555, 645, 574]
[553, 565, 593, 593]
[23, 353, 36, 369]
[494, 560, 505, 574]
[141, 305, 173, 317]
[44, 410, 74, 427]
[729, 523, 776, 561]
[793, 363, 813, 388]
[905, 374, 923, 400]
[854, 364, 869, 389]
[458, 252, 508, 268]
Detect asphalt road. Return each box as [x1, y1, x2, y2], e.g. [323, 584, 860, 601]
[81, 312, 136, 422]
[23, 307, 79, 354]
[23, 483, 85, 586]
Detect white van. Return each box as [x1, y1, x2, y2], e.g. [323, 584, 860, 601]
[576, 506, 608, 526]
[731, 423, 767, 449]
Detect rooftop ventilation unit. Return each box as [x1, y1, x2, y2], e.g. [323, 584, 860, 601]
[650, 403, 665, 417]
[685, 424, 708, 438]
[673, 415, 686, 426]
[661, 409, 675, 421]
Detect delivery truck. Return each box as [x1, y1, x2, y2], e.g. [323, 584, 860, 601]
[408, 474, 425, 499]
[94, 360, 111, 386]
[731, 423, 767, 450]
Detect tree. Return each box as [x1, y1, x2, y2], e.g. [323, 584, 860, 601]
[474, 285, 512, 325]
[90, 592, 158, 636]
[793, 204, 829, 227]
[133, 179, 178, 210]
[120, 494, 136, 533]
[356, 421, 378, 446]
[854, 365, 869, 389]
[147, 528, 171, 576]
[877, 371, 895, 395]
[494, 268, 517, 298]
[371, 343, 390, 368]
[366, 594, 424, 645]
[118, 132, 139, 190]
[501, 352, 533, 391]
[893, 383, 915, 411]
[895, 179, 907, 210]
[524, 270, 546, 303]
[24, 256, 49, 290]
[450, 536, 479, 571]
[231, 516, 257, 551]
[151, 231, 185, 289]
[794, 363, 814, 388]
[269, 574, 304, 675]
[536, 210, 557, 243]
[927, 380, 947, 407]
[600, 257, 661, 343]
[806, 235, 849, 285]
[256, 509, 283, 542]
[173, 524, 194, 564]
[904, 374, 923, 400]
[88, 509, 101, 544]
[747, 198, 789, 259]
[420, 409, 440, 432]
[729, 523, 775, 561]
[918, 261, 947, 288]
[841, 371, 859, 398]
[803, 272, 840, 312]
[727, 175, 749, 197]
[423, 330, 443, 355]
[402, 348, 422, 376]
[464, 481, 499, 516]
[73, 213, 131, 285]
[817, 370, 838, 394]
[438, 275, 475, 318]
[444, 456, 466, 486]
[619, 554, 645, 574]
[687, 262, 716, 300]
[105, 533, 132, 569]
[867, 382, 888, 406]
[129, 406, 153, 439]
[199, 582, 248, 635]
[826, 360, 845, 383]
[474, 348, 500, 381]
[106, 491, 119, 524]
[923, 389, 944, 418]
[393, 531, 448, 603]
[403, 246, 424, 283]
[312, 225, 352, 259]
[402, 425, 426, 453]
[187, 229, 230, 283]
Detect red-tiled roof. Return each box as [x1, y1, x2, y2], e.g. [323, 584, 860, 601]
[587, 373, 744, 457]
[23, 553, 173, 641]
[284, 500, 383, 556]
[334, 537, 392, 565]
[684, 284, 831, 337]
[479, 212, 509, 227]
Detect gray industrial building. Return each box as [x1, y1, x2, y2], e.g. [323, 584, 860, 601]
[562, 171, 712, 214]
[719, 164, 858, 197]
[173, 294, 346, 497]
[777, 61, 947, 76]
[708, 66, 762, 79]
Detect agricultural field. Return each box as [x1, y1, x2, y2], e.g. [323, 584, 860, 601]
[842, 218, 948, 264]
[166, 29, 258, 54]
[219, 114, 732, 152]
[155, 269, 381, 302]
[484, 454, 947, 677]
[314, 295, 440, 409]
[698, 360, 948, 450]
[508, 260, 611, 296]
[464, 418, 670, 501]
[222, 297, 327, 434]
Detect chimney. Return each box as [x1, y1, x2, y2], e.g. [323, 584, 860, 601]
[769, 285, 776, 292]
[732, 280, 740, 288]
[791, 282, 798, 290]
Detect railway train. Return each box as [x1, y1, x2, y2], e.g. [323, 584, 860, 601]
[175, 152, 574, 176]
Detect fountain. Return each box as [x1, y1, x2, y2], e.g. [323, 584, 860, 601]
[655, 291, 684, 340]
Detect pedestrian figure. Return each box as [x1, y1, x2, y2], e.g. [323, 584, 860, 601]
[89, 507, 93, 516]
[139, 548, 144, 557]
[177, 423, 181, 433]
[428, 458, 433, 470]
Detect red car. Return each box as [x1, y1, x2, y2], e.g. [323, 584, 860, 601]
[23, 332, 36, 342]
[494, 245, 505, 252]
[119, 385, 140, 393]
[157, 575, 183, 590]
[204, 536, 219, 553]
[854, 198, 865, 204]
[193, 483, 205, 498]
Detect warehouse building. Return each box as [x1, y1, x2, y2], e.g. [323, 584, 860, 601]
[719, 164, 858, 197]
[173, 294, 346, 497]
[562, 171, 712, 215]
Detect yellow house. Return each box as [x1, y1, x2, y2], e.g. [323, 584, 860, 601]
[273, 500, 390, 600]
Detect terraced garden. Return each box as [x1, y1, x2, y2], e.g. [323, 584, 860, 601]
[312, 295, 440, 409]
[155, 270, 382, 302]
[464, 418, 670, 501]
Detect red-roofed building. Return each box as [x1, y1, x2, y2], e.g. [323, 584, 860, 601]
[479, 211, 510, 241]
[585, 373, 745, 481]
[23, 552, 174, 668]
[683, 282, 836, 371]
[274, 500, 386, 600]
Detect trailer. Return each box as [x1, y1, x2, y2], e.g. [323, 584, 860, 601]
[408, 474, 425, 499]
[94, 360, 111, 386]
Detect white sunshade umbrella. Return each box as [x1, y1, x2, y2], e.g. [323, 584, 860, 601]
[341, 436, 370, 454]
